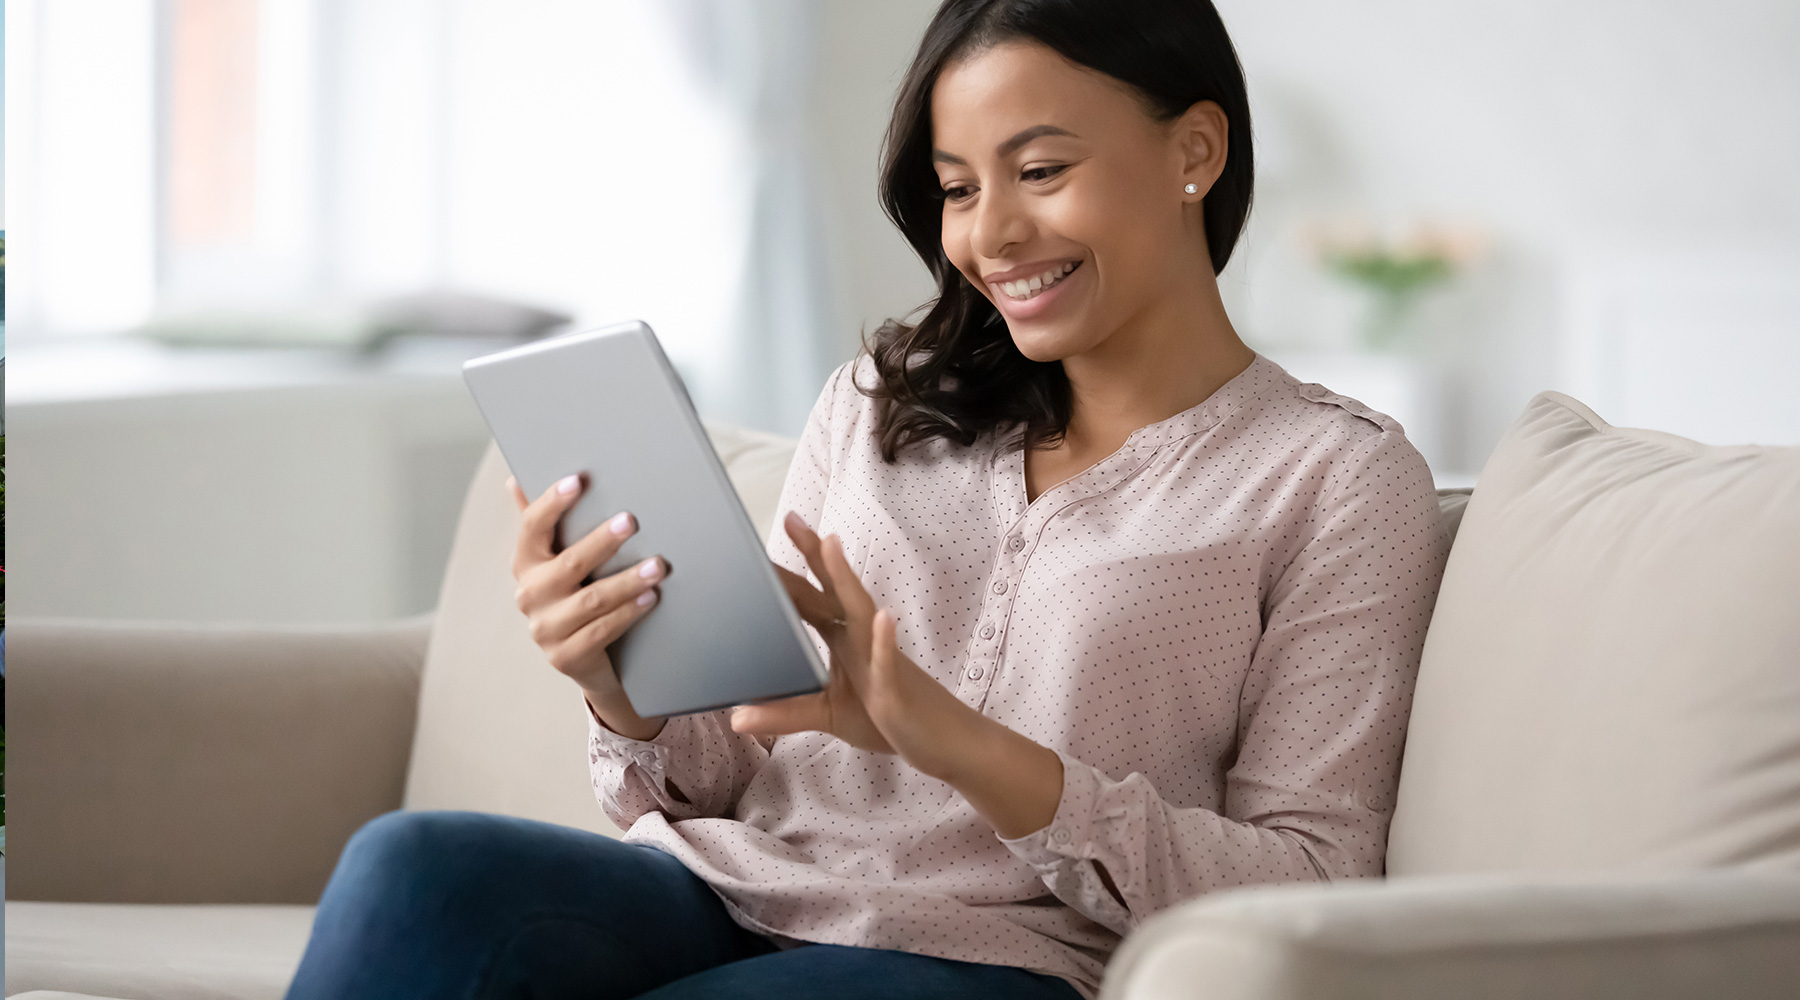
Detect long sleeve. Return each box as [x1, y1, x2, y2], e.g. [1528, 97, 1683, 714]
[587, 360, 852, 829]
[1000, 427, 1449, 935]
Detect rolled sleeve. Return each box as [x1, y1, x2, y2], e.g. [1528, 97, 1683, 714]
[587, 705, 766, 827]
[998, 750, 1135, 935]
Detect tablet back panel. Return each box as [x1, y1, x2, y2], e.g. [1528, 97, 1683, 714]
[463, 321, 827, 717]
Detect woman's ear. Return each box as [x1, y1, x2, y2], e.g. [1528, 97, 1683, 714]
[1174, 100, 1230, 200]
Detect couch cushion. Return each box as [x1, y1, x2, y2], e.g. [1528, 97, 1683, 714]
[4, 902, 313, 1000]
[1387, 391, 1800, 875]
[402, 424, 799, 833]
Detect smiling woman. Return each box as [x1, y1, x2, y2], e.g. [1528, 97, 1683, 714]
[285, 3, 1449, 999]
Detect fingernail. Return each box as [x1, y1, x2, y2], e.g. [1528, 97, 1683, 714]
[557, 475, 579, 495]
[610, 512, 634, 535]
[505, 476, 517, 492]
[785, 511, 804, 530]
[637, 589, 658, 607]
[639, 558, 664, 580]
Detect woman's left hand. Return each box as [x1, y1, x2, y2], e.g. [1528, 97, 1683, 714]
[730, 512, 978, 783]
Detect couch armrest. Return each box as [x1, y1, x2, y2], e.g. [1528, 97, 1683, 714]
[1100, 869, 1800, 1000]
[8, 615, 431, 905]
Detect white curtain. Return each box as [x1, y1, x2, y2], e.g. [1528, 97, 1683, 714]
[653, 0, 839, 434]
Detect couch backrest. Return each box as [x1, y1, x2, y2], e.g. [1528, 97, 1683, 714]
[1388, 391, 1800, 876]
[402, 425, 798, 833]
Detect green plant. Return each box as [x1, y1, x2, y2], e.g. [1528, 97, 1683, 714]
[1310, 221, 1480, 353]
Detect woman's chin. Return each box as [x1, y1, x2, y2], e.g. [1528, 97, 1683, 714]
[1006, 324, 1095, 365]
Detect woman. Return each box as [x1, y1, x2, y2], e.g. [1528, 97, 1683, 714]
[286, 1, 1448, 997]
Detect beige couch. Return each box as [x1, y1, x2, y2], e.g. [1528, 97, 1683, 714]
[9, 399, 1800, 999]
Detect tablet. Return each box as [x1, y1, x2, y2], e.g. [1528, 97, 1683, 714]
[462, 321, 828, 718]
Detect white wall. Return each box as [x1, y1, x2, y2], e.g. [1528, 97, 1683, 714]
[805, 0, 943, 356]
[1214, 0, 1800, 467]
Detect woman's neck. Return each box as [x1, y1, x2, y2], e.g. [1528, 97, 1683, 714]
[1057, 274, 1254, 457]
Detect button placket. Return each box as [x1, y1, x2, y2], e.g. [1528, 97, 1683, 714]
[961, 582, 1013, 705]
[961, 494, 1060, 708]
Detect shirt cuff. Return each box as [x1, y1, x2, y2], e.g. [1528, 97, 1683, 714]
[996, 747, 1106, 866]
[585, 699, 683, 775]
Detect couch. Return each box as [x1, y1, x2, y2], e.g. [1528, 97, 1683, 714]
[8, 394, 1799, 999]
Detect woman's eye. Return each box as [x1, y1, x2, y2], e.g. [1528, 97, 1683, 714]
[941, 185, 975, 203]
[1022, 164, 1068, 183]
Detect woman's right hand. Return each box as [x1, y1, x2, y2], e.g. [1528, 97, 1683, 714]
[509, 474, 668, 741]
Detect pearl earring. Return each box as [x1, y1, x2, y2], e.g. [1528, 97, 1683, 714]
[1184, 183, 1198, 195]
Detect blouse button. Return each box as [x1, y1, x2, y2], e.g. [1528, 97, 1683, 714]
[967, 666, 985, 681]
[992, 580, 1008, 595]
[1051, 828, 1072, 845]
[1007, 535, 1025, 552]
[979, 623, 995, 639]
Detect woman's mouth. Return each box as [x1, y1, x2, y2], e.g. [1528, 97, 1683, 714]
[990, 260, 1081, 301]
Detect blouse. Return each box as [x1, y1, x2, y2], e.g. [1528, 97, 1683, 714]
[587, 352, 1451, 996]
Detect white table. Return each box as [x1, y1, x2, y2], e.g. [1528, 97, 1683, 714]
[9, 336, 501, 623]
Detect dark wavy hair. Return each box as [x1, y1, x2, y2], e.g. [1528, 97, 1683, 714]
[862, 0, 1253, 462]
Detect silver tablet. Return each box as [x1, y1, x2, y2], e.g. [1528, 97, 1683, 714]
[463, 321, 828, 718]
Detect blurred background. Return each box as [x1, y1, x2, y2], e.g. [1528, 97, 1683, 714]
[6, 0, 1798, 624]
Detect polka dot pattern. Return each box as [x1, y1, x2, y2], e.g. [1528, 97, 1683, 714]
[588, 353, 1451, 997]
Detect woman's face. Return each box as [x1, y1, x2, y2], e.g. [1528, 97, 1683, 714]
[930, 41, 1223, 363]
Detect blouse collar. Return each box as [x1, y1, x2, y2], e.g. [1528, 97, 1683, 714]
[985, 353, 1284, 462]
[1116, 352, 1282, 454]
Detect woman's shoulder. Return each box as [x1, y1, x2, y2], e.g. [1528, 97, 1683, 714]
[805, 353, 880, 438]
[1244, 357, 1436, 507]
[1245, 357, 1400, 439]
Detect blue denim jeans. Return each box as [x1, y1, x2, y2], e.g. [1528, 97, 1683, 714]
[285, 811, 1084, 1000]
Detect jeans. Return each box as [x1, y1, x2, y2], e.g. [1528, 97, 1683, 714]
[285, 811, 1085, 1000]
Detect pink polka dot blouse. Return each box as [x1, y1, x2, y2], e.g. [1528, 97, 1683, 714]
[588, 352, 1451, 996]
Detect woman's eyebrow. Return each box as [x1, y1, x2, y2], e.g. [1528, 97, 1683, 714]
[932, 124, 1080, 165]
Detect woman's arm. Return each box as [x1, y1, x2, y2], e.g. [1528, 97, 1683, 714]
[587, 361, 852, 828]
[997, 428, 1451, 932]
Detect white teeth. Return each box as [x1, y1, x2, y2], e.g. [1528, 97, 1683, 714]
[994, 261, 1079, 301]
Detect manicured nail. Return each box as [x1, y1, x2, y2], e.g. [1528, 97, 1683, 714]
[637, 589, 658, 607]
[785, 511, 804, 531]
[610, 512, 634, 535]
[505, 476, 517, 492]
[557, 475, 579, 495]
[639, 558, 664, 580]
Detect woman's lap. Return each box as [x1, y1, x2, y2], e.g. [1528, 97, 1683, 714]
[285, 810, 770, 999]
[285, 810, 1080, 1000]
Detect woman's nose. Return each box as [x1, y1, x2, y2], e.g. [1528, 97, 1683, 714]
[969, 186, 1034, 260]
